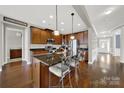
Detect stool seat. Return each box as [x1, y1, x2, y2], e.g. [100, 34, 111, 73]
[49, 63, 70, 77]
[66, 59, 79, 68]
[69, 61, 76, 67]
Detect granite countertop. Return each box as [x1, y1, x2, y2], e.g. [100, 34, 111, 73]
[30, 48, 46, 50]
[34, 53, 63, 66]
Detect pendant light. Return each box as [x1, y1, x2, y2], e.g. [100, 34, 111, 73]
[54, 5, 60, 36]
[70, 13, 75, 39]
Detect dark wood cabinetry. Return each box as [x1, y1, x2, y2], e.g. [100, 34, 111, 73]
[10, 49, 22, 59]
[83, 31, 88, 44]
[40, 30, 52, 44]
[31, 28, 42, 44]
[64, 31, 88, 45]
[53, 35, 62, 45]
[32, 58, 41, 88]
[33, 58, 53, 88]
[64, 34, 71, 44]
[31, 27, 62, 45]
[31, 27, 53, 44]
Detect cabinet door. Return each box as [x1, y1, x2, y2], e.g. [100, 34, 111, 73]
[46, 31, 52, 39]
[83, 31, 88, 44]
[54, 35, 62, 45]
[40, 63, 49, 88]
[33, 58, 40, 88]
[64, 35, 68, 44]
[67, 34, 71, 44]
[41, 30, 53, 44]
[31, 27, 53, 44]
[31, 28, 41, 44]
[79, 32, 84, 44]
[40, 30, 47, 44]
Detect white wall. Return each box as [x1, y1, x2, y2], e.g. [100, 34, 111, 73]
[6, 30, 22, 61]
[120, 27, 124, 63]
[88, 28, 98, 64]
[0, 14, 32, 71]
[0, 15, 3, 71]
[98, 37, 112, 53]
[112, 29, 120, 56]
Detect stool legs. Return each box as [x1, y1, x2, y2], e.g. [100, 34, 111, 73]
[61, 77, 64, 88]
[49, 72, 72, 88]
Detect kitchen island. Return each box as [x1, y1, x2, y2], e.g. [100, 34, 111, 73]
[32, 53, 63, 88]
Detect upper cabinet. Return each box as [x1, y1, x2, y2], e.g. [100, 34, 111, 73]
[31, 27, 52, 44]
[83, 31, 88, 44]
[31, 27, 42, 44]
[31, 27, 62, 45]
[53, 35, 62, 45]
[64, 34, 71, 44]
[64, 31, 88, 45]
[40, 30, 52, 44]
[75, 32, 84, 44]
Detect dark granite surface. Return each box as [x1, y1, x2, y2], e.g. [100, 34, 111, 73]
[34, 53, 62, 66]
[30, 48, 46, 51]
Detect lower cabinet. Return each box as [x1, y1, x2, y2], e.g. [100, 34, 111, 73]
[32, 58, 59, 88]
[32, 58, 49, 88]
[32, 58, 40, 88]
[10, 49, 22, 59]
[40, 63, 49, 87]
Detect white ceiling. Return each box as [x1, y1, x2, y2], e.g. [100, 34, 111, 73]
[0, 5, 87, 34]
[1, 5, 124, 36]
[85, 5, 124, 37]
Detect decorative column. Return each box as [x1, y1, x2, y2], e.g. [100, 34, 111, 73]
[0, 15, 3, 71]
[120, 27, 124, 63]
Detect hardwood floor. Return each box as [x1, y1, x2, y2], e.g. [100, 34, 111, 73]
[0, 53, 124, 88]
[0, 61, 33, 88]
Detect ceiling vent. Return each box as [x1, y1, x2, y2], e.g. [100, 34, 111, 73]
[3, 17, 28, 27]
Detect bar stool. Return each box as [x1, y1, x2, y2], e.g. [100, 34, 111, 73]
[49, 54, 72, 88]
[65, 50, 82, 87]
[66, 49, 82, 68]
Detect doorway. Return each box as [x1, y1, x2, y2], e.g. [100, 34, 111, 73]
[98, 38, 111, 53]
[4, 23, 25, 64]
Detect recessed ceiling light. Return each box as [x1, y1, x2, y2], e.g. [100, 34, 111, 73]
[104, 8, 114, 15]
[78, 24, 81, 26]
[49, 15, 53, 19]
[105, 10, 112, 15]
[42, 20, 46, 23]
[61, 22, 64, 25]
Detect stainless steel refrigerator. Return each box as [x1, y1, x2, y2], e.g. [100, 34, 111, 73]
[69, 39, 78, 57]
